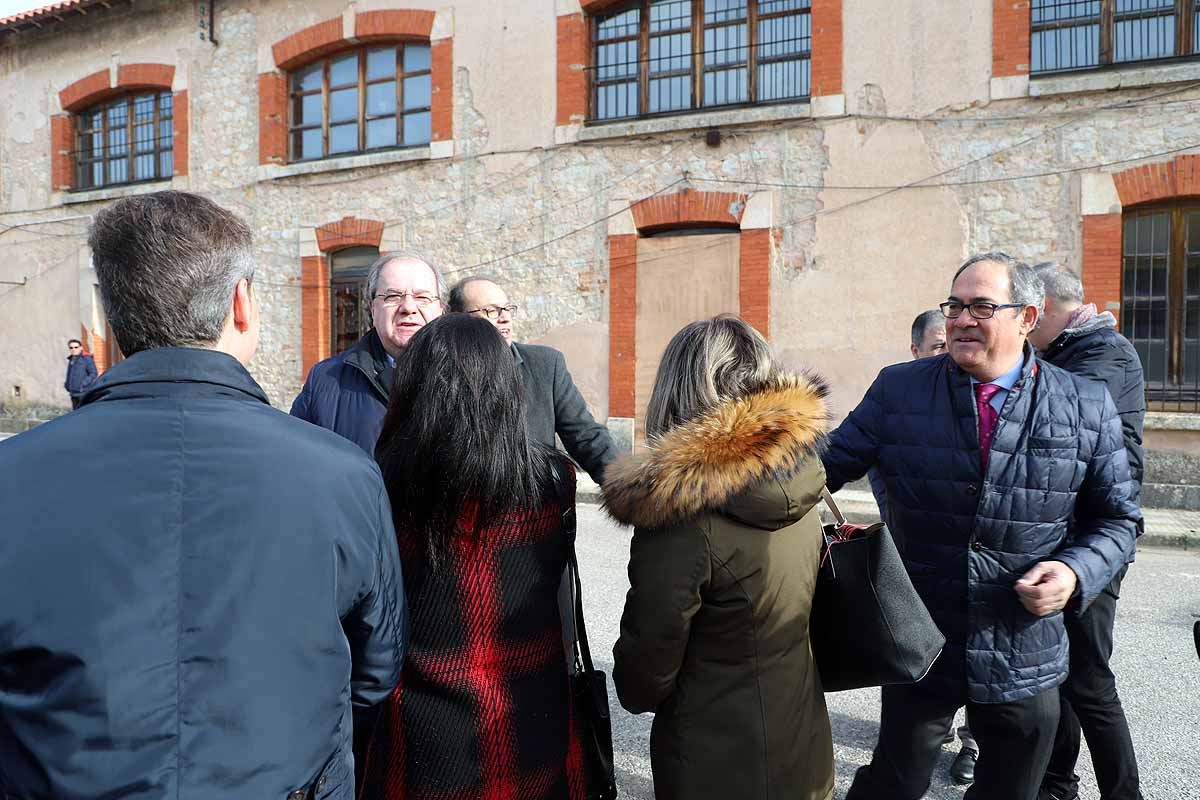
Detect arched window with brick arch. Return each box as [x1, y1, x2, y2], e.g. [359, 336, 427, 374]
[1120, 203, 1200, 409]
[52, 63, 187, 193]
[606, 188, 776, 438]
[557, 0, 841, 126]
[1082, 156, 1200, 411]
[300, 216, 388, 377]
[288, 42, 432, 161]
[261, 10, 453, 166]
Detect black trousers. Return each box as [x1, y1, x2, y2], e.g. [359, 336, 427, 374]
[845, 681, 1059, 800]
[1042, 566, 1142, 800]
[70, 395, 82, 410]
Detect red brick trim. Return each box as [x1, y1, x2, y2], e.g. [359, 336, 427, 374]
[431, 38, 454, 142]
[173, 90, 189, 177]
[272, 17, 345, 71]
[356, 9, 435, 41]
[60, 64, 175, 112]
[116, 63, 175, 90]
[1112, 155, 1200, 207]
[557, 13, 588, 126]
[993, 0, 1031, 78]
[92, 328, 109, 375]
[811, 0, 843, 97]
[631, 189, 746, 233]
[301, 255, 331, 377]
[1081, 213, 1122, 327]
[258, 72, 288, 166]
[59, 69, 112, 111]
[580, 0, 625, 13]
[51, 114, 75, 192]
[608, 234, 638, 418]
[316, 216, 385, 253]
[739, 228, 773, 337]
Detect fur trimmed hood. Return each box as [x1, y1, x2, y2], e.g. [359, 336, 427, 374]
[601, 372, 831, 529]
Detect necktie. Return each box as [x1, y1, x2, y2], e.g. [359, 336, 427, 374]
[975, 383, 1001, 472]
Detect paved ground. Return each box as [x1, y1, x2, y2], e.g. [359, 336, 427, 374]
[575, 504, 1200, 799]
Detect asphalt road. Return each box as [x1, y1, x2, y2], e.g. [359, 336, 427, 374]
[574, 504, 1200, 799]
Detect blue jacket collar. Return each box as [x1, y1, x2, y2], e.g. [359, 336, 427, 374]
[80, 347, 270, 406]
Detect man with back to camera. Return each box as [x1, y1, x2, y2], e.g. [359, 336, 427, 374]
[1027, 260, 1146, 800]
[0, 191, 407, 799]
[824, 252, 1140, 800]
[291, 251, 445, 454]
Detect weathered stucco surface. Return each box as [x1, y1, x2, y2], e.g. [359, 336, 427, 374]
[2, 0, 1200, 459]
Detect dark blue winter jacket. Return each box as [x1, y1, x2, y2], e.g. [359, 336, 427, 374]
[0, 347, 407, 799]
[822, 348, 1140, 703]
[63, 353, 97, 397]
[291, 331, 392, 455]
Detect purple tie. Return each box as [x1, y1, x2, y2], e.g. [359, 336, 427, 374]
[975, 383, 1001, 472]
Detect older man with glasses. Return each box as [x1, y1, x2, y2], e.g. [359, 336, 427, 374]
[823, 252, 1140, 800]
[447, 275, 617, 483]
[292, 252, 444, 454]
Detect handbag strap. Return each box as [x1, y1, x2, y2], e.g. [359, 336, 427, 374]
[821, 487, 846, 526]
[553, 460, 595, 675]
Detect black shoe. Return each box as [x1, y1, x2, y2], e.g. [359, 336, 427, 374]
[950, 747, 977, 786]
[942, 729, 956, 745]
[1037, 791, 1079, 800]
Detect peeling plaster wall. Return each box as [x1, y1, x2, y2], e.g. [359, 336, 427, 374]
[3, 0, 1200, 424]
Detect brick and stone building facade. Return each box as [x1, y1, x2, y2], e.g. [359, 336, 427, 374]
[2, 0, 1199, 506]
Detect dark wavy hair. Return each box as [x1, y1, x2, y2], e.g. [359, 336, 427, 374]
[375, 314, 564, 566]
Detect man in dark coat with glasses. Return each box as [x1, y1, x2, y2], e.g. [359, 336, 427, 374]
[824, 252, 1140, 800]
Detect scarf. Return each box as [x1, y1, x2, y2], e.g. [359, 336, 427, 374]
[1064, 302, 1098, 332]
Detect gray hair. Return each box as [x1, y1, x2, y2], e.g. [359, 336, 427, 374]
[1032, 261, 1084, 304]
[366, 251, 446, 301]
[910, 309, 944, 349]
[644, 314, 775, 439]
[447, 274, 504, 312]
[88, 191, 255, 357]
[951, 251, 1044, 316]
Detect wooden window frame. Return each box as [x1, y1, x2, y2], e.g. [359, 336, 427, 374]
[74, 91, 173, 191]
[288, 43, 433, 163]
[588, 0, 812, 122]
[1031, 0, 1200, 75]
[1122, 202, 1200, 410]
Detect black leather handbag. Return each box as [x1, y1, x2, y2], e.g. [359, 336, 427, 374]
[811, 489, 945, 693]
[563, 502, 618, 800]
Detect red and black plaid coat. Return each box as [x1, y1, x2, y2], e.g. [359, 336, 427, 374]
[360, 475, 584, 800]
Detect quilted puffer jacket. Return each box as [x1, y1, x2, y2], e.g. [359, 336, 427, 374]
[822, 348, 1140, 703]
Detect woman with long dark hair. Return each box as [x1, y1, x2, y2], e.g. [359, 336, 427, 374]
[360, 313, 583, 800]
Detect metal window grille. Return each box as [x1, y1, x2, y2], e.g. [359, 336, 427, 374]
[1031, 0, 1199, 75]
[74, 91, 173, 190]
[289, 44, 432, 163]
[329, 245, 378, 355]
[1122, 207, 1200, 411]
[589, 0, 811, 122]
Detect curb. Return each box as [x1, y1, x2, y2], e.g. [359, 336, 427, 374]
[574, 495, 1199, 552]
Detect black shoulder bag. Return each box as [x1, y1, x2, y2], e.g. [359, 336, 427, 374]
[811, 489, 945, 692]
[561, 482, 619, 800]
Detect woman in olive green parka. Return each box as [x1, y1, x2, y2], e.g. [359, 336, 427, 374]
[603, 315, 835, 800]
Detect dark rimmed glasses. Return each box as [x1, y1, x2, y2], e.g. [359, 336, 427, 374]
[465, 304, 518, 320]
[940, 301, 1025, 320]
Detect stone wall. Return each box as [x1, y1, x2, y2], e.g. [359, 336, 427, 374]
[0, 0, 1198, 508]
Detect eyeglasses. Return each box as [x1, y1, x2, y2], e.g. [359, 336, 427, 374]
[940, 301, 1026, 320]
[464, 304, 518, 320]
[374, 291, 441, 309]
